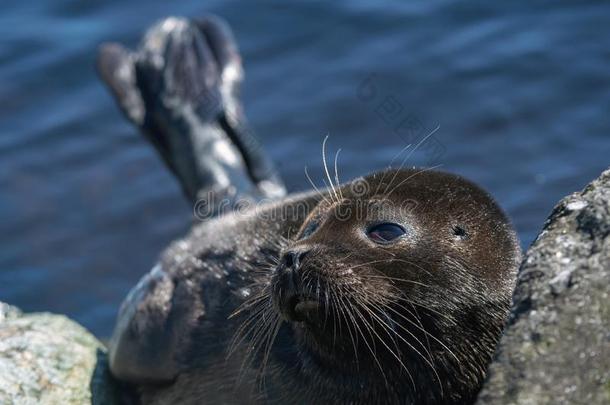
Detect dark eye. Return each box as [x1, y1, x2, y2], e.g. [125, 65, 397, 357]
[299, 220, 320, 239]
[367, 223, 406, 244]
[452, 225, 467, 240]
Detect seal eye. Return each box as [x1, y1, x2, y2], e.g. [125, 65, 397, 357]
[299, 220, 320, 239]
[452, 225, 468, 240]
[367, 223, 406, 244]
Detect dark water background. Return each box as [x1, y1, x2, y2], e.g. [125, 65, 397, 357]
[1, 0, 609, 337]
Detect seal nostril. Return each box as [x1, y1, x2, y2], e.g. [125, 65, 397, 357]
[297, 250, 308, 264]
[282, 249, 309, 269]
[283, 251, 295, 267]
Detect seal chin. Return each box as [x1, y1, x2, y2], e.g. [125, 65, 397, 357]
[271, 274, 342, 365]
[283, 294, 320, 323]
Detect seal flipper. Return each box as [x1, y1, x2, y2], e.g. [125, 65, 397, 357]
[194, 15, 242, 82]
[108, 264, 203, 384]
[194, 17, 286, 198]
[96, 43, 145, 126]
[98, 16, 286, 205]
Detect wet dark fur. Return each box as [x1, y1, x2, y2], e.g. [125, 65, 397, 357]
[109, 169, 520, 404]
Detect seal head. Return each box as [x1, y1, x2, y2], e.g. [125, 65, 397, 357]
[263, 168, 521, 404]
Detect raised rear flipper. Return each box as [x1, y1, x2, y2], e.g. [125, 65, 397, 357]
[97, 16, 285, 207]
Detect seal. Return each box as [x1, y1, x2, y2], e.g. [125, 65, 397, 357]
[107, 169, 520, 405]
[98, 16, 521, 405]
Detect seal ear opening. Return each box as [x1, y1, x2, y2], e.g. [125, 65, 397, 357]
[96, 43, 145, 125]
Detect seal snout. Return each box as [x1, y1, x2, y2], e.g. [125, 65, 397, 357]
[272, 248, 319, 323]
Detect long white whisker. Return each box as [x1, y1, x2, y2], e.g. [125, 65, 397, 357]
[384, 164, 443, 199]
[374, 142, 413, 195]
[304, 166, 330, 205]
[383, 124, 441, 195]
[322, 135, 339, 202]
[333, 148, 343, 199]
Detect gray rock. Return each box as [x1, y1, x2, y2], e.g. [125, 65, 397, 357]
[0, 303, 21, 321]
[477, 168, 610, 405]
[0, 303, 121, 405]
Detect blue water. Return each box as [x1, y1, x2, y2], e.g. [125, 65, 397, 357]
[1, 0, 609, 337]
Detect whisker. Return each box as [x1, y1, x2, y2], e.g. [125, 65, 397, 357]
[322, 135, 340, 203]
[304, 166, 330, 205]
[374, 142, 413, 196]
[348, 299, 391, 390]
[383, 124, 441, 195]
[384, 164, 444, 199]
[384, 301, 460, 362]
[359, 274, 432, 288]
[365, 299, 440, 391]
[258, 313, 283, 388]
[337, 291, 360, 366]
[356, 298, 417, 391]
[333, 148, 344, 200]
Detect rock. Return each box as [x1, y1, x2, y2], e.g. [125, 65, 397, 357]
[0, 303, 122, 405]
[477, 169, 610, 405]
[0, 303, 21, 321]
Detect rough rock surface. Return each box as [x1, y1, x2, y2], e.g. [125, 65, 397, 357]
[0, 302, 121, 405]
[477, 169, 610, 405]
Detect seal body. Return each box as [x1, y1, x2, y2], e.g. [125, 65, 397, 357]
[99, 15, 521, 405]
[109, 169, 521, 405]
